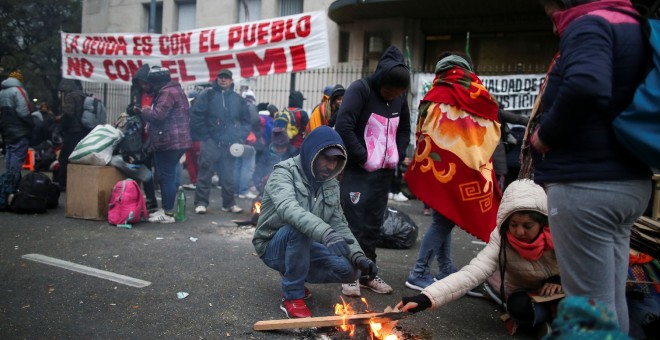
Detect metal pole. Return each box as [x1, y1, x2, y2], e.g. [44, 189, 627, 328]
[289, 73, 296, 94]
[148, 0, 156, 33]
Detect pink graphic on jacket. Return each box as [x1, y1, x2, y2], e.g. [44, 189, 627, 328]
[363, 114, 400, 172]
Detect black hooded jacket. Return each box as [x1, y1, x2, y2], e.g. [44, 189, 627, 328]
[334, 45, 411, 171]
[127, 64, 150, 115]
[58, 79, 87, 134]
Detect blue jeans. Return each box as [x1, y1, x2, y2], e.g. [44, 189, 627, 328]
[261, 225, 359, 300]
[410, 210, 456, 278]
[547, 180, 651, 333]
[233, 152, 255, 195]
[5, 136, 29, 172]
[152, 149, 184, 212]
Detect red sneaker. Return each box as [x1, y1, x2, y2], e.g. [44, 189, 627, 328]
[280, 298, 312, 318]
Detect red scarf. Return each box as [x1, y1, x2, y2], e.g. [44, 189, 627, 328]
[506, 226, 554, 261]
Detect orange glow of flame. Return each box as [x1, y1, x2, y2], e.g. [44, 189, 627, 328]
[334, 296, 399, 339]
[334, 296, 356, 336]
[252, 201, 261, 215]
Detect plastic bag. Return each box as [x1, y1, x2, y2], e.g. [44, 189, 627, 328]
[69, 124, 123, 165]
[377, 207, 419, 249]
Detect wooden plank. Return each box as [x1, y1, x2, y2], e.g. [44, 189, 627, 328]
[254, 313, 396, 331]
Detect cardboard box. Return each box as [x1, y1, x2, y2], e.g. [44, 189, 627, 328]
[66, 164, 125, 220]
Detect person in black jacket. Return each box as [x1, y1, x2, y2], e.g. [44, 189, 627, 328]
[334, 45, 411, 297]
[56, 79, 87, 191]
[190, 69, 251, 214]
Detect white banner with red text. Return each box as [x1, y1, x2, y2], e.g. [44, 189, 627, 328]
[414, 73, 546, 111]
[61, 11, 330, 86]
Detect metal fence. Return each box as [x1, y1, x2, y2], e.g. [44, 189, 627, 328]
[82, 63, 539, 125]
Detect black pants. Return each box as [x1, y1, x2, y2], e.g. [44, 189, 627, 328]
[57, 131, 88, 189]
[340, 166, 393, 262]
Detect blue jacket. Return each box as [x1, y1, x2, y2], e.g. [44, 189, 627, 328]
[334, 46, 411, 172]
[189, 82, 250, 145]
[0, 77, 32, 143]
[533, 0, 651, 183]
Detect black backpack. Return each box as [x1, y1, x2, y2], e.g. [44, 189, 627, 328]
[11, 172, 60, 213]
[115, 115, 145, 163]
[0, 170, 22, 211]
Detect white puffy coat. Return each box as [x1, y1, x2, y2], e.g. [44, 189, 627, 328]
[422, 179, 560, 309]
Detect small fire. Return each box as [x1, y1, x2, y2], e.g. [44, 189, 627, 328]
[252, 201, 261, 215]
[334, 296, 399, 339]
[334, 296, 356, 336]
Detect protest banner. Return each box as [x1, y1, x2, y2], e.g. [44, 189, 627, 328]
[414, 73, 545, 111]
[61, 11, 330, 86]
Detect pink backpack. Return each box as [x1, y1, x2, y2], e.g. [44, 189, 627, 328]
[108, 179, 147, 226]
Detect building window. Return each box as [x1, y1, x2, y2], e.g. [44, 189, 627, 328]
[339, 31, 349, 63]
[279, 0, 303, 16]
[144, 2, 163, 33]
[238, 0, 261, 22]
[177, 1, 196, 31]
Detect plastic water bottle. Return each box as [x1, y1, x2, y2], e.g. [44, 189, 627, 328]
[176, 186, 187, 222]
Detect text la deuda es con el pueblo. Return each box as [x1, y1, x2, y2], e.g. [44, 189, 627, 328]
[60, 11, 330, 86]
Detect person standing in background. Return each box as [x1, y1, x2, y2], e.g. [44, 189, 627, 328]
[335, 45, 411, 297]
[138, 66, 192, 223]
[55, 79, 87, 191]
[191, 69, 250, 214]
[0, 71, 32, 173]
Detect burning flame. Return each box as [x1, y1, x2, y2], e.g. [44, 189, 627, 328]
[334, 296, 356, 336]
[252, 201, 261, 215]
[334, 297, 399, 339]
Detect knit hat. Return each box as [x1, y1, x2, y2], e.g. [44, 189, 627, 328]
[9, 71, 23, 83]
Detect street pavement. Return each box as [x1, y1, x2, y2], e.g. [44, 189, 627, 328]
[0, 166, 536, 339]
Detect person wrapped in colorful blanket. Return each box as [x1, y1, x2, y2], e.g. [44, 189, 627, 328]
[397, 180, 561, 334]
[403, 51, 502, 291]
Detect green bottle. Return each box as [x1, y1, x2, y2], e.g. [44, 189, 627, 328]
[175, 186, 187, 222]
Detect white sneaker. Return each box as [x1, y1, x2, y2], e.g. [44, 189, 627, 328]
[148, 208, 164, 218]
[392, 192, 409, 202]
[341, 280, 361, 297]
[148, 210, 175, 223]
[221, 205, 243, 213]
[181, 183, 196, 190]
[238, 192, 257, 199]
[360, 276, 393, 294]
[388, 193, 394, 200]
[195, 205, 207, 214]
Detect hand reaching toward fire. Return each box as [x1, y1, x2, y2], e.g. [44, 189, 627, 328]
[355, 256, 378, 280]
[396, 294, 432, 313]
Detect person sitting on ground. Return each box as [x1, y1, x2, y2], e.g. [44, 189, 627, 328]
[397, 179, 562, 334]
[252, 126, 377, 319]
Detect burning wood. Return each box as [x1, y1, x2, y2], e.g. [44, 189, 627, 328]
[254, 297, 406, 339]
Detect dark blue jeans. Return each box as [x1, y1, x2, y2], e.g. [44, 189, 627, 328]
[261, 225, 359, 300]
[152, 149, 184, 212]
[5, 136, 29, 172]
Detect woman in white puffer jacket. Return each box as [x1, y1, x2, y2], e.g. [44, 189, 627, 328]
[396, 179, 562, 330]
